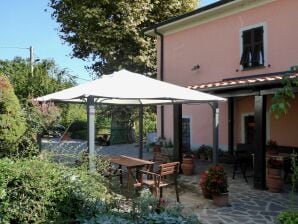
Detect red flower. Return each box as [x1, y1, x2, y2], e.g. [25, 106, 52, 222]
[199, 164, 228, 197]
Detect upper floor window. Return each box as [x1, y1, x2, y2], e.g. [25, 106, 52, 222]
[240, 26, 264, 69]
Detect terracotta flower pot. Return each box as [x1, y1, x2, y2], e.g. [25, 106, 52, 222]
[153, 145, 161, 153]
[181, 157, 195, 175]
[181, 163, 194, 175]
[267, 175, 283, 192]
[213, 192, 229, 206]
[268, 168, 281, 177]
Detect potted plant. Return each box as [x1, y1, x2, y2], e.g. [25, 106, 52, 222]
[197, 145, 206, 160]
[204, 145, 213, 161]
[267, 140, 278, 155]
[181, 152, 195, 175]
[197, 145, 213, 160]
[199, 171, 212, 199]
[199, 164, 229, 206]
[150, 136, 164, 153]
[163, 139, 174, 161]
[267, 157, 283, 192]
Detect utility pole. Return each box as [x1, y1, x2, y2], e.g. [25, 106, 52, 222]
[29, 46, 34, 76]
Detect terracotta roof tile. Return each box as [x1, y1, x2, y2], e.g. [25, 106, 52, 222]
[189, 72, 298, 90]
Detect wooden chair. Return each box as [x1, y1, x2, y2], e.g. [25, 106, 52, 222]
[139, 161, 180, 202]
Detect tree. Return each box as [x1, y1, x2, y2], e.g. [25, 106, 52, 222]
[270, 68, 298, 118]
[0, 74, 26, 157]
[49, 0, 197, 76]
[0, 57, 75, 101]
[0, 58, 83, 156]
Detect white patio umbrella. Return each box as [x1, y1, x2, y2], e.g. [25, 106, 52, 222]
[36, 69, 224, 104]
[36, 69, 226, 171]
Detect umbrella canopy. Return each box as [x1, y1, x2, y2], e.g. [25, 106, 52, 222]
[36, 69, 226, 170]
[36, 69, 225, 104]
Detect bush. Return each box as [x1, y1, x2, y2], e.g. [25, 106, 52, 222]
[78, 188, 200, 224]
[278, 211, 298, 224]
[69, 120, 87, 132]
[0, 75, 26, 157]
[0, 158, 112, 223]
[71, 129, 88, 140]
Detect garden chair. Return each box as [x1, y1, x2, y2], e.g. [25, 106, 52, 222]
[232, 145, 254, 182]
[138, 161, 180, 202]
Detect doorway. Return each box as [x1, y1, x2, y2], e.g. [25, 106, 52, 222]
[244, 115, 255, 144]
[182, 118, 191, 152]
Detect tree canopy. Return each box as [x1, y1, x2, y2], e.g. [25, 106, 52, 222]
[49, 0, 197, 76]
[0, 57, 75, 100]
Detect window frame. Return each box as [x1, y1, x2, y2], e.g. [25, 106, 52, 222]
[239, 23, 267, 71]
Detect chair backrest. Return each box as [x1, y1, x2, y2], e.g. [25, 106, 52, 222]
[159, 162, 180, 177]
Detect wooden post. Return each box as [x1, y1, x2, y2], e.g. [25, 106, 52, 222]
[139, 105, 144, 159]
[228, 98, 234, 155]
[254, 95, 266, 189]
[173, 104, 182, 164]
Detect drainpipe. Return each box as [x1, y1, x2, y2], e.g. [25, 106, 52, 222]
[154, 28, 165, 138]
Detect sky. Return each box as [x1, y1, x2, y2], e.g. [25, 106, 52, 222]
[0, 0, 217, 84]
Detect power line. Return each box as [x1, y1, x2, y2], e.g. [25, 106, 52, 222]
[0, 46, 29, 50]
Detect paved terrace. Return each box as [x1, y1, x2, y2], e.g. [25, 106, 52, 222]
[42, 141, 297, 224]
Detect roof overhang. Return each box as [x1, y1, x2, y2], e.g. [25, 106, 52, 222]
[188, 71, 298, 97]
[144, 0, 275, 37]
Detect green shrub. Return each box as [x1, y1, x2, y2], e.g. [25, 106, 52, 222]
[0, 75, 26, 157]
[71, 129, 88, 140]
[278, 211, 298, 224]
[0, 158, 112, 223]
[78, 189, 200, 224]
[69, 120, 87, 132]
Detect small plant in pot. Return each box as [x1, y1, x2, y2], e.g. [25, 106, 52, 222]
[205, 146, 213, 161]
[267, 140, 278, 155]
[197, 145, 206, 160]
[197, 145, 213, 160]
[200, 164, 229, 206]
[150, 136, 164, 153]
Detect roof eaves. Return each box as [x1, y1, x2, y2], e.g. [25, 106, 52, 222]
[143, 0, 236, 35]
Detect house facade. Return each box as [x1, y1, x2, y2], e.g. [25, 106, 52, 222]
[145, 0, 298, 188]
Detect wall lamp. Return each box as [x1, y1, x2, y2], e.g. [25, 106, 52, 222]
[191, 64, 200, 71]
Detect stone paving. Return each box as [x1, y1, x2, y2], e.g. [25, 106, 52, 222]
[173, 172, 295, 224]
[42, 141, 297, 224]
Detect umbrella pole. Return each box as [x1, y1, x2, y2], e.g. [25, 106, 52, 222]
[87, 96, 96, 172]
[211, 102, 219, 164]
[139, 105, 144, 159]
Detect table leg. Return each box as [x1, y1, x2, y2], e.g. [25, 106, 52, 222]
[127, 168, 134, 193]
[119, 165, 123, 185]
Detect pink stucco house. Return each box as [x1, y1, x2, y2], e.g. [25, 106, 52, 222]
[145, 0, 298, 188]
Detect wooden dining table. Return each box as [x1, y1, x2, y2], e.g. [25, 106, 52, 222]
[107, 155, 154, 192]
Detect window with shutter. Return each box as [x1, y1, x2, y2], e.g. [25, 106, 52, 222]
[240, 26, 264, 69]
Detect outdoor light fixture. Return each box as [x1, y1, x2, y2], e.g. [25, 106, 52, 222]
[192, 64, 200, 71]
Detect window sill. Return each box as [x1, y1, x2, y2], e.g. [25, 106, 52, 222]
[241, 65, 266, 71]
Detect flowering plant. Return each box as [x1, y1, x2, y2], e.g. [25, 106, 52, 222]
[199, 164, 228, 197]
[267, 140, 278, 155]
[199, 171, 212, 199]
[267, 157, 283, 169]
